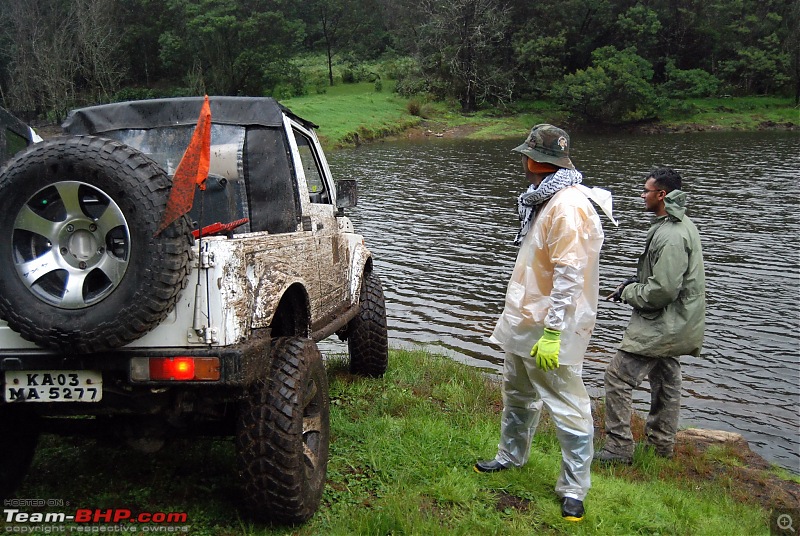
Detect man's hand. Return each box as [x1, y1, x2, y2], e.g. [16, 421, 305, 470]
[531, 328, 561, 371]
[605, 276, 639, 302]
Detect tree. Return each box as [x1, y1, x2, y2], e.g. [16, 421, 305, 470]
[507, 0, 617, 99]
[512, 30, 569, 99]
[302, 0, 350, 86]
[159, 0, 304, 96]
[414, 0, 513, 111]
[704, 0, 794, 95]
[1, 0, 797, 116]
[661, 59, 721, 98]
[375, 0, 421, 54]
[0, 0, 79, 121]
[615, 5, 662, 61]
[552, 46, 659, 124]
[786, 0, 800, 104]
[74, 0, 125, 103]
[0, 0, 125, 118]
[301, 0, 390, 85]
[554, 0, 617, 73]
[116, 0, 174, 89]
[653, 0, 716, 71]
[718, 35, 790, 95]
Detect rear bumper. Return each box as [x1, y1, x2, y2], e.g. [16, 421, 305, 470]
[0, 331, 271, 389]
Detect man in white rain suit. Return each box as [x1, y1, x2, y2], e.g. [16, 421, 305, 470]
[475, 124, 614, 522]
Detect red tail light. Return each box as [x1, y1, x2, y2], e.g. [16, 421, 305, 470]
[150, 357, 195, 380]
[130, 357, 220, 381]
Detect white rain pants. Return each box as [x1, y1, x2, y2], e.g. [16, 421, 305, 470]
[494, 351, 593, 500]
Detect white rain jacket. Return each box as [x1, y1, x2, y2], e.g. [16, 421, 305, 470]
[491, 186, 604, 365]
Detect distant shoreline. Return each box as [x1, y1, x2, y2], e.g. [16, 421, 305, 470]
[391, 117, 798, 144]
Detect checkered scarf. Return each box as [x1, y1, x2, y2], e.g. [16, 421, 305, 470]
[514, 168, 583, 246]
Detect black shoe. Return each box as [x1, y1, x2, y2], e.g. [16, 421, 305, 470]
[473, 459, 509, 473]
[594, 448, 633, 465]
[561, 497, 585, 521]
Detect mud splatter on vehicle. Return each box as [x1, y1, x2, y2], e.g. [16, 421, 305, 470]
[0, 97, 388, 524]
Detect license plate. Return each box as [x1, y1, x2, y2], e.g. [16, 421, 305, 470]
[4, 370, 103, 402]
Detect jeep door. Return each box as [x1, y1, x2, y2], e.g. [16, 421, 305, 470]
[285, 120, 350, 332]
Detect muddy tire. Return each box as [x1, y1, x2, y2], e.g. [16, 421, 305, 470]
[0, 407, 39, 499]
[236, 337, 330, 524]
[0, 136, 193, 353]
[347, 270, 388, 377]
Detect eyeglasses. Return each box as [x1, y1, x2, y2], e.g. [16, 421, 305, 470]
[641, 188, 665, 195]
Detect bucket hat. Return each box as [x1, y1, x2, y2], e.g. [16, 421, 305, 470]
[512, 124, 574, 169]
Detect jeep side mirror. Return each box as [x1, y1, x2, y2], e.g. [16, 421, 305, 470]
[336, 179, 358, 210]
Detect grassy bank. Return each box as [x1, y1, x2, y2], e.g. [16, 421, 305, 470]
[283, 84, 562, 148]
[6, 349, 796, 535]
[283, 81, 422, 147]
[656, 96, 799, 131]
[283, 83, 798, 148]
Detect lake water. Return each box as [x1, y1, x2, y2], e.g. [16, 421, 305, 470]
[322, 130, 800, 474]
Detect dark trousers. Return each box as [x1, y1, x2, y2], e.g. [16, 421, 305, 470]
[603, 350, 681, 457]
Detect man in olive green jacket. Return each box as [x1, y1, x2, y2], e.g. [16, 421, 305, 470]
[596, 167, 706, 464]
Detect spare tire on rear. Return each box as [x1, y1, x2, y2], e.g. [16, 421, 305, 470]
[0, 136, 193, 353]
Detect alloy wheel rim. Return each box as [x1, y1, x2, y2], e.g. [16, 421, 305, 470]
[12, 181, 131, 309]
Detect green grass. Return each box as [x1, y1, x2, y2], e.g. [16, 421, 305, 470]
[283, 81, 422, 148]
[657, 95, 799, 130]
[4, 348, 781, 535]
[285, 82, 798, 148]
[283, 83, 572, 146]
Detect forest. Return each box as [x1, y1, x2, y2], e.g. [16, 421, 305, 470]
[0, 0, 797, 125]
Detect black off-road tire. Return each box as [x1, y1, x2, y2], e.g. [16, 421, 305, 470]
[236, 337, 330, 524]
[347, 270, 388, 377]
[0, 407, 40, 499]
[0, 136, 193, 353]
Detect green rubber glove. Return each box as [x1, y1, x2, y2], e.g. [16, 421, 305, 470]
[530, 328, 561, 371]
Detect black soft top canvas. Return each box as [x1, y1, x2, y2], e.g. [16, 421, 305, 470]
[62, 96, 317, 135]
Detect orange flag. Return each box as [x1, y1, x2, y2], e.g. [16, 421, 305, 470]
[154, 95, 211, 236]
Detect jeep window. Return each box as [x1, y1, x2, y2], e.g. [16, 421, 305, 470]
[103, 125, 249, 231]
[104, 124, 245, 181]
[292, 129, 329, 204]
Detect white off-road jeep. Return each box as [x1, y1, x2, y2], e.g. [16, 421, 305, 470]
[0, 97, 388, 524]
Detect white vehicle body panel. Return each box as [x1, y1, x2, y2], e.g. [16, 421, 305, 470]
[0, 103, 372, 352]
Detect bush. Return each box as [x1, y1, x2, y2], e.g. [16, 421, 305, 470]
[264, 60, 306, 99]
[111, 87, 197, 102]
[391, 59, 442, 98]
[663, 99, 701, 118]
[380, 57, 417, 81]
[551, 46, 660, 124]
[396, 74, 430, 97]
[112, 88, 158, 102]
[341, 68, 356, 84]
[661, 60, 721, 98]
[418, 103, 437, 119]
[271, 84, 295, 100]
[311, 72, 328, 94]
[341, 62, 379, 84]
